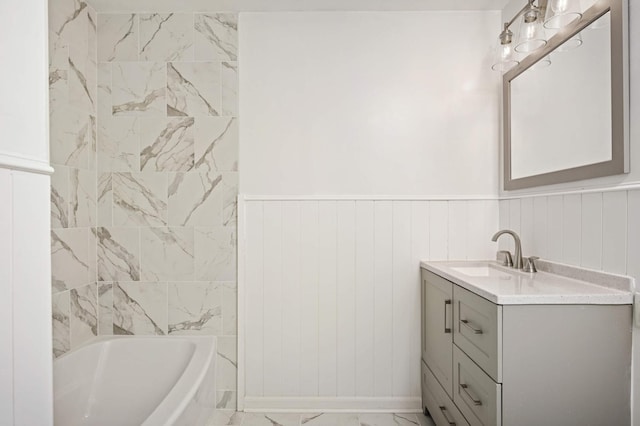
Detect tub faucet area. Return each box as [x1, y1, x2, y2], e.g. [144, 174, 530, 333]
[491, 229, 523, 269]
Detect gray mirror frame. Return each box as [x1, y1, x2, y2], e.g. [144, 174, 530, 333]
[503, 0, 629, 191]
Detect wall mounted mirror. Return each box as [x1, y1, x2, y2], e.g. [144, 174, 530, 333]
[503, 0, 629, 190]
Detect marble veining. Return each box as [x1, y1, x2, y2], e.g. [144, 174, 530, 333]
[50, 107, 94, 168]
[222, 282, 237, 335]
[70, 284, 98, 348]
[98, 117, 140, 172]
[195, 227, 236, 281]
[216, 336, 237, 391]
[98, 14, 138, 62]
[112, 62, 166, 116]
[359, 414, 420, 426]
[194, 14, 237, 61]
[222, 172, 238, 227]
[140, 117, 195, 171]
[68, 55, 96, 112]
[112, 172, 168, 226]
[194, 117, 238, 174]
[96, 227, 140, 281]
[52, 291, 71, 358]
[141, 227, 195, 281]
[51, 166, 70, 228]
[168, 282, 221, 335]
[98, 282, 114, 335]
[221, 61, 238, 116]
[216, 391, 236, 410]
[206, 412, 435, 426]
[52, 228, 90, 291]
[167, 62, 220, 116]
[97, 173, 113, 226]
[139, 13, 194, 61]
[52, 0, 88, 37]
[113, 282, 167, 335]
[68, 168, 96, 227]
[168, 172, 222, 226]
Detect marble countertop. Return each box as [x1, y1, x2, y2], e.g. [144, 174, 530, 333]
[420, 260, 633, 305]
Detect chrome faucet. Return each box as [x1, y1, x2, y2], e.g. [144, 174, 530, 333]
[491, 229, 523, 269]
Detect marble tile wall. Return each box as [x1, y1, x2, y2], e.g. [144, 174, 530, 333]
[49, 0, 99, 358]
[95, 11, 239, 410]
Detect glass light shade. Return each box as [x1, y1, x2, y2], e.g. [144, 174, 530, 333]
[544, 0, 583, 29]
[491, 37, 519, 72]
[515, 9, 547, 53]
[557, 31, 583, 51]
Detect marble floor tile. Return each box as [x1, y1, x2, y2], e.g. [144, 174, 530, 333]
[241, 413, 301, 426]
[302, 413, 360, 426]
[208, 409, 244, 426]
[415, 413, 436, 426]
[358, 413, 420, 426]
[216, 391, 237, 410]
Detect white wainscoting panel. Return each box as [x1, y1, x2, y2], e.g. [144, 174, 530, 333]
[241, 198, 499, 410]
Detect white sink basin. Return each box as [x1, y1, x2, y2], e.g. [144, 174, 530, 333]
[450, 266, 493, 277]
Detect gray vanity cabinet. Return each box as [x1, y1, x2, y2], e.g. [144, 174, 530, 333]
[421, 267, 632, 426]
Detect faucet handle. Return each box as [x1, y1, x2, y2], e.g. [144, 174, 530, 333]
[523, 256, 539, 273]
[497, 250, 513, 267]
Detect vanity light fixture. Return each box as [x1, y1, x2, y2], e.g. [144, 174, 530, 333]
[544, 0, 582, 29]
[515, 4, 547, 53]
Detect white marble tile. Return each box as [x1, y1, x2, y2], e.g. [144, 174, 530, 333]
[98, 282, 113, 335]
[207, 410, 243, 426]
[167, 62, 221, 116]
[194, 117, 238, 175]
[68, 47, 97, 113]
[222, 172, 238, 227]
[195, 227, 236, 281]
[97, 63, 112, 119]
[222, 282, 236, 336]
[70, 283, 98, 349]
[168, 282, 221, 335]
[89, 228, 97, 283]
[301, 413, 359, 426]
[216, 336, 237, 390]
[112, 62, 166, 116]
[50, 0, 90, 56]
[98, 117, 140, 172]
[97, 173, 113, 226]
[194, 14, 237, 61]
[98, 14, 139, 62]
[113, 282, 168, 335]
[221, 61, 238, 116]
[51, 165, 69, 228]
[216, 391, 236, 410]
[168, 172, 223, 227]
[242, 413, 300, 426]
[88, 6, 97, 61]
[359, 413, 420, 426]
[68, 168, 96, 227]
[49, 32, 69, 108]
[140, 227, 195, 281]
[96, 227, 140, 282]
[52, 228, 90, 292]
[50, 106, 94, 168]
[112, 172, 168, 226]
[139, 13, 194, 61]
[52, 291, 70, 358]
[140, 117, 195, 171]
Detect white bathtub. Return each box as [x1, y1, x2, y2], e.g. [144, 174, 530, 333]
[54, 336, 217, 426]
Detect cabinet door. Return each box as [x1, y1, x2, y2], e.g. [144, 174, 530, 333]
[421, 269, 454, 398]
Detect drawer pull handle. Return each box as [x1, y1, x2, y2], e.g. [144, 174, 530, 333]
[444, 300, 452, 334]
[461, 319, 483, 334]
[439, 406, 456, 425]
[460, 383, 482, 406]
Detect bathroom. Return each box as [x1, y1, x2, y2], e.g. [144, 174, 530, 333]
[0, 0, 638, 424]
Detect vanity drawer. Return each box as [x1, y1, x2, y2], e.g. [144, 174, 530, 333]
[453, 286, 502, 382]
[453, 346, 501, 426]
[422, 361, 470, 426]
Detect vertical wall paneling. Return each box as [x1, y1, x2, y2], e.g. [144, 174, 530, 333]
[547, 196, 564, 261]
[581, 193, 603, 270]
[0, 170, 13, 425]
[519, 198, 534, 256]
[498, 200, 510, 252]
[508, 199, 521, 244]
[373, 201, 393, 396]
[532, 197, 548, 259]
[336, 201, 356, 397]
[318, 202, 338, 396]
[263, 202, 284, 395]
[354, 201, 375, 396]
[467, 201, 488, 260]
[562, 195, 582, 266]
[448, 201, 468, 260]
[602, 192, 628, 274]
[281, 202, 302, 396]
[627, 190, 640, 283]
[245, 201, 264, 396]
[392, 201, 413, 396]
[429, 202, 449, 260]
[300, 201, 320, 396]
